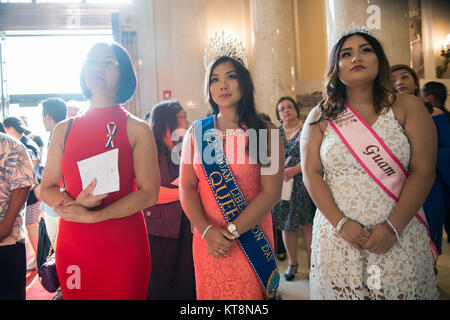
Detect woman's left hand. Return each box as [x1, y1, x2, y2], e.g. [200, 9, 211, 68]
[54, 201, 102, 224]
[362, 224, 397, 254]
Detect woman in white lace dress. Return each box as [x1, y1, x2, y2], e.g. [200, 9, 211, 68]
[300, 27, 438, 299]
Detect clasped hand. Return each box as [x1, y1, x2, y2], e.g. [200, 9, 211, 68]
[203, 226, 236, 259]
[340, 220, 397, 255]
[53, 179, 108, 224]
[284, 167, 298, 181]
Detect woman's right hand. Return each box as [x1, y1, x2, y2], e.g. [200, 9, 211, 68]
[339, 219, 371, 250]
[66, 178, 108, 209]
[203, 226, 236, 259]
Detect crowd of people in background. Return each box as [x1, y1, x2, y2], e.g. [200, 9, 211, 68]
[0, 23, 449, 300]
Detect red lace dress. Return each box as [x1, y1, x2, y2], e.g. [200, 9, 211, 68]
[56, 105, 151, 300]
[192, 126, 275, 300]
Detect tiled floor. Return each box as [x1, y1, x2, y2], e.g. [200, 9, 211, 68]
[277, 228, 450, 300]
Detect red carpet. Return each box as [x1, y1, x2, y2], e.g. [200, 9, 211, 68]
[26, 269, 55, 300]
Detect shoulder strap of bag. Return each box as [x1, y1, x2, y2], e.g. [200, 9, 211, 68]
[47, 117, 74, 257]
[63, 117, 74, 153]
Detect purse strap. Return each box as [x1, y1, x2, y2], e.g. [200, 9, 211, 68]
[46, 219, 59, 260]
[46, 117, 74, 259]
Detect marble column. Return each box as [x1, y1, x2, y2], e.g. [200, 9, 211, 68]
[134, 0, 159, 117]
[251, 0, 297, 122]
[325, 0, 410, 66]
[135, 0, 208, 121]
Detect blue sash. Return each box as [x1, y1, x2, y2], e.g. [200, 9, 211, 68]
[193, 116, 280, 300]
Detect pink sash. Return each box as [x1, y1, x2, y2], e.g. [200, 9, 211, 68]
[329, 103, 438, 261]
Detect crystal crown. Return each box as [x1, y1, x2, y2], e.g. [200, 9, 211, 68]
[204, 31, 248, 70]
[336, 23, 376, 44]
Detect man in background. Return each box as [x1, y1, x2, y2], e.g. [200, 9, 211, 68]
[0, 124, 37, 299]
[39, 98, 67, 300]
[40, 98, 67, 242]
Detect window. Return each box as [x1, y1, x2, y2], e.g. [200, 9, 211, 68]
[5, 32, 113, 95]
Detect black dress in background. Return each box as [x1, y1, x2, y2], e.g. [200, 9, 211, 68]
[144, 147, 196, 300]
[272, 128, 316, 232]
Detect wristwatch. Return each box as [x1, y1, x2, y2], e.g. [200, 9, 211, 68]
[227, 223, 240, 238]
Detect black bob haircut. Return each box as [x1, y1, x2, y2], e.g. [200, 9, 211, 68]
[80, 42, 137, 104]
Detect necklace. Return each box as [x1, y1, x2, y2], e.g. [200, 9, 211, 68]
[283, 121, 302, 133]
[215, 115, 246, 138]
[216, 128, 244, 138]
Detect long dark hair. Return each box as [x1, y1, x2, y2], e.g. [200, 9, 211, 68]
[3, 116, 31, 135]
[205, 56, 267, 163]
[150, 99, 183, 153]
[314, 32, 396, 124]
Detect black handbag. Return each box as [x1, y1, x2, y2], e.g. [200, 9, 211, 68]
[39, 219, 60, 293]
[36, 217, 51, 277]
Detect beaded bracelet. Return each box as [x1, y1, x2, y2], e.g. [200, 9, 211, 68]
[202, 225, 213, 240]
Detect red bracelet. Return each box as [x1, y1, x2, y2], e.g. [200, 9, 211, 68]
[384, 223, 396, 237]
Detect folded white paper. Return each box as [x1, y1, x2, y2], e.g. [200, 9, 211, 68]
[77, 148, 120, 196]
[281, 178, 293, 201]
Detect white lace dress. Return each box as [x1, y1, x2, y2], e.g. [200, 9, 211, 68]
[309, 108, 438, 300]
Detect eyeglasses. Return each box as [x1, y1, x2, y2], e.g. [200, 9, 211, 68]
[177, 115, 188, 120]
[84, 57, 119, 69]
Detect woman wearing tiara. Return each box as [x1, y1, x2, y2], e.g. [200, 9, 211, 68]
[300, 26, 438, 299]
[180, 33, 284, 300]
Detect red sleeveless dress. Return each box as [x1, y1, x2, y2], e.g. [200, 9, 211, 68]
[56, 105, 151, 300]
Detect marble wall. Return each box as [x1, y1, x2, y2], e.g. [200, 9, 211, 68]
[132, 0, 450, 121]
[251, 0, 297, 122]
[325, 0, 411, 66]
[135, 0, 208, 122]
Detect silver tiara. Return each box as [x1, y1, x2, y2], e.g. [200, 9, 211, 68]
[204, 31, 248, 70]
[336, 23, 376, 44]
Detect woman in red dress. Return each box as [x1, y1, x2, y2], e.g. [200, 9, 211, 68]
[41, 42, 159, 299]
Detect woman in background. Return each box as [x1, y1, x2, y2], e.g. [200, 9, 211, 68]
[272, 96, 315, 281]
[144, 100, 195, 300]
[391, 64, 420, 97]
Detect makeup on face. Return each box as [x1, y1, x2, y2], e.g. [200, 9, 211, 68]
[209, 61, 243, 108]
[338, 35, 379, 85]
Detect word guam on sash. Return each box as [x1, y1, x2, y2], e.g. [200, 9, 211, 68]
[193, 116, 281, 300]
[329, 103, 438, 261]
